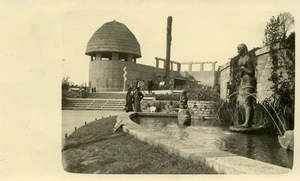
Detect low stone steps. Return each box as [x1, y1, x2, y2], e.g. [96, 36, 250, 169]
[86, 92, 126, 99]
[62, 98, 125, 111]
[100, 107, 124, 111]
[62, 99, 216, 119]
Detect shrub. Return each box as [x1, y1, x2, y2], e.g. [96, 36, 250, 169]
[153, 101, 163, 112]
[154, 83, 220, 102]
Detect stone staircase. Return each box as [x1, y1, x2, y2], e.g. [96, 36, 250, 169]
[62, 92, 216, 115]
[188, 101, 216, 121]
[85, 92, 126, 99]
[62, 98, 125, 111]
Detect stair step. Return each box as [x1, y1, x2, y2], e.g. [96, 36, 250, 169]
[104, 104, 124, 106]
[87, 108, 101, 110]
[102, 106, 124, 108]
[100, 107, 121, 110]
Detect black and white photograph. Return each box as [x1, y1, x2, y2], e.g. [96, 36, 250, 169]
[1, 0, 299, 180]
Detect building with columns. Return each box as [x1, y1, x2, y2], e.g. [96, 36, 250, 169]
[85, 20, 218, 92]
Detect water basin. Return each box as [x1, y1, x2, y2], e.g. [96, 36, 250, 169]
[131, 113, 293, 169]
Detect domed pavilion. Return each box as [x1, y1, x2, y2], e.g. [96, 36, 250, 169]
[86, 20, 141, 62]
[86, 20, 149, 92]
[85, 20, 214, 92]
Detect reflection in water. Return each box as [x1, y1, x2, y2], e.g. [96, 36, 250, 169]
[217, 131, 293, 168]
[132, 116, 293, 168]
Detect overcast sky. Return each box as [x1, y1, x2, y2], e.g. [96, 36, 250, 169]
[0, 0, 297, 87]
[60, 0, 297, 85]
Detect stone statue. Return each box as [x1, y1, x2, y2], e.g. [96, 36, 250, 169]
[237, 43, 256, 128]
[178, 89, 191, 126]
[179, 89, 188, 109]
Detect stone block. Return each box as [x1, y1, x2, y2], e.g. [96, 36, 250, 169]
[206, 156, 291, 174]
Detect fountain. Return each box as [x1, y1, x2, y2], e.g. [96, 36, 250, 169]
[118, 85, 293, 171]
[125, 112, 293, 170]
[216, 90, 294, 151]
[115, 41, 293, 173]
[220, 43, 294, 151]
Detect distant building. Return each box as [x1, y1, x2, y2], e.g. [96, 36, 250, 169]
[85, 20, 218, 92]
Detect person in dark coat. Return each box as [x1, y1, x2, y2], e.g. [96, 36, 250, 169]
[125, 87, 134, 112]
[133, 87, 144, 112]
[147, 78, 153, 94]
[134, 78, 139, 90]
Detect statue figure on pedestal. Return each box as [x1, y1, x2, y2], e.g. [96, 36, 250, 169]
[178, 89, 191, 126]
[237, 43, 257, 128]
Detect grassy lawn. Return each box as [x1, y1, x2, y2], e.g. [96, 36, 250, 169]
[62, 116, 218, 174]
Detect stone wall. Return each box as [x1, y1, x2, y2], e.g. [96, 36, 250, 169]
[89, 60, 182, 92]
[218, 62, 230, 99]
[218, 45, 286, 102]
[254, 46, 274, 102]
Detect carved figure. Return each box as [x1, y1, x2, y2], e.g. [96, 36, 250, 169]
[237, 43, 256, 128]
[178, 89, 191, 126]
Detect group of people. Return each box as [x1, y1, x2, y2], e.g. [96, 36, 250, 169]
[125, 77, 155, 112]
[125, 85, 144, 113]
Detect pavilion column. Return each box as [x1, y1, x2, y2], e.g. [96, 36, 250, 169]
[200, 63, 204, 71]
[170, 62, 173, 71]
[112, 53, 119, 60]
[189, 63, 192, 74]
[212, 62, 216, 71]
[128, 54, 133, 62]
[96, 53, 102, 60]
[177, 63, 181, 72]
[156, 59, 159, 68]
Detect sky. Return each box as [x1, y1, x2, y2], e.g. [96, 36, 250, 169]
[60, 0, 297, 85]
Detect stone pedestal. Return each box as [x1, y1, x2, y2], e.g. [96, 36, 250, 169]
[178, 108, 191, 126]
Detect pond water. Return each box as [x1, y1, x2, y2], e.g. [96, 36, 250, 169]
[132, 115, 293, 169]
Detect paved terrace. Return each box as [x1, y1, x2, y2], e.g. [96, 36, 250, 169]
[118, 112, 291, 174]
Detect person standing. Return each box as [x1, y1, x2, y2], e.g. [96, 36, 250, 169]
[133, 87, 144, 112]
[134, 78, 139, 90]
[147, 78, 153, 94]
[138, 79, 144, 93]
[125, 87, 134, 112]
[169, 78, 174, 90]
[237, 43, 256, 128]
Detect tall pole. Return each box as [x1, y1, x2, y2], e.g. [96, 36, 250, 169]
[165, 16, 172, 86]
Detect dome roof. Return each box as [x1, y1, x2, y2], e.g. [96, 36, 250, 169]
[85, 20, 141, 58]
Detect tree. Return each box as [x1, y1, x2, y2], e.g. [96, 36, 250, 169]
[62, 76, 71, 90]
[263, 12, 295, 130]
[264, 12, 294, 45]
[278, 12, 295, 40]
